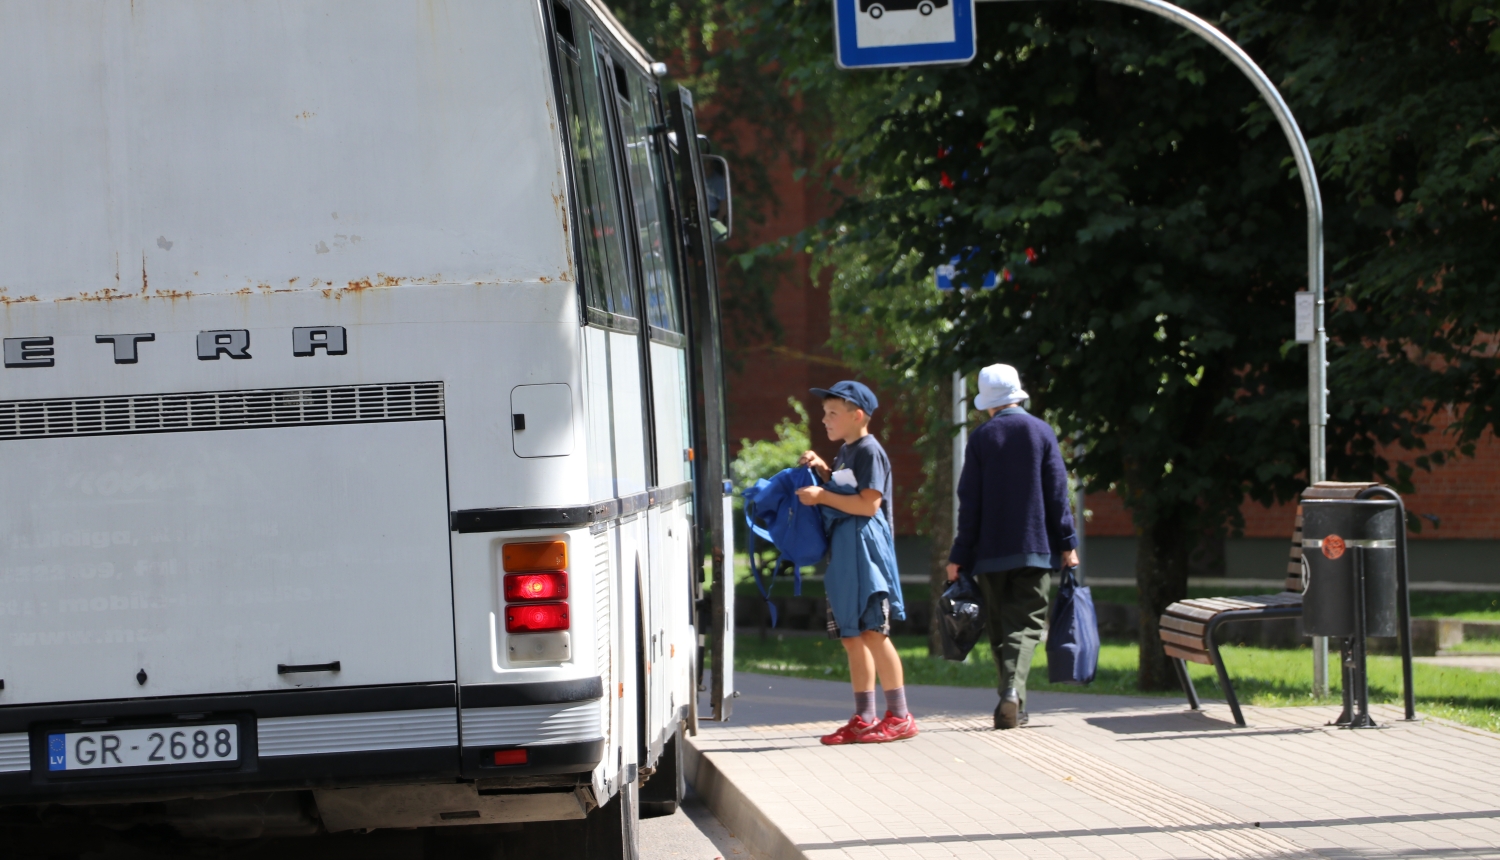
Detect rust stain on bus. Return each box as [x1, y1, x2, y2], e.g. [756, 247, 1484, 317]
[19, 272, 558, 305]
[321, 273, 446, 300]
[55, 288, 136, 303]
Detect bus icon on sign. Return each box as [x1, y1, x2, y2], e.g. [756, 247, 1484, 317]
[861, 0, 949, 18]
[834, 0, 975, 69]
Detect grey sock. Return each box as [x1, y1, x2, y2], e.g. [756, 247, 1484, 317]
[885, 686, 909, 719]
[854, 690, 877, 723]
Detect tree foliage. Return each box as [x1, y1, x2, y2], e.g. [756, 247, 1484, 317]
[734, 0, 1499, 688]
[618, 0, 1500, 688]
[611, 0, 816, 354]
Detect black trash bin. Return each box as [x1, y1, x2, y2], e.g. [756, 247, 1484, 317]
[1301, 492, 1415, 727]
[1302, 499, 1400, 638]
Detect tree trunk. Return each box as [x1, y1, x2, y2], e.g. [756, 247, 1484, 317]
[928, 382, 957, 656]
[1136, 515, 1192, 691]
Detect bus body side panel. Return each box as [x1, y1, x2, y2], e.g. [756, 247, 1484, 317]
[646, 343, 694, 742]
[0, 0, 570, 303]
[0, 420, 453, 705]
[648, 343, 689, 489]
[607, 332, 649, 498]
[613, 516, 643, 793]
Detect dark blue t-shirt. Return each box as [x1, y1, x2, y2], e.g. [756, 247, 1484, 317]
[833, 435, 893, 529]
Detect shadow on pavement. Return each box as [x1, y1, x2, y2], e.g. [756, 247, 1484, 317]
[706, 672, 1191, 728]
[1083, 710, 1243, 734]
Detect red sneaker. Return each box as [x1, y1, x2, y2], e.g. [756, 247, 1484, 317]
[819, 715, 876, 746]
[857, 711, 919, 743]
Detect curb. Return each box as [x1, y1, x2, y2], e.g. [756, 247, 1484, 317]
[683, 734, 806, 860]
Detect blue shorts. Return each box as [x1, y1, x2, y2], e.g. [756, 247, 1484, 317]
[826, 593, 892, 639]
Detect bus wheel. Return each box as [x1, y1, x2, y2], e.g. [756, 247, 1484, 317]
[583, 777, 640, 859]
[919, 1, 935, 13]
[640, 725, 685, 818]
[867, 4, 884, 18]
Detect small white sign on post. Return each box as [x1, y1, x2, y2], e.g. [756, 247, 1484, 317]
[1294, 291, 1316, 343]
[834, 0, 977, 70]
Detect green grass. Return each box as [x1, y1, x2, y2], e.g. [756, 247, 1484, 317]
[1407, 592, 1500, 621]
[722, 551, 1500, 621]
[1073, 585, 1500, 621]
[735, 634, 1500, 733]
[728, 553, 934, 604]
[725, 558, 1500, 622]
[1442, 636, 1500, 654]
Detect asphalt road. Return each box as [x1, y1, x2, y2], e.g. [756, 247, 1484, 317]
[2, 781, 746, 860]
[640, 788, 751, 860]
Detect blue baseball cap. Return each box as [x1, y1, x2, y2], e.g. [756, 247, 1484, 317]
[810, 380, 879, 415]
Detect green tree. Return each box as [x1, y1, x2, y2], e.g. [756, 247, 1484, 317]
[730, 397, 813, 489]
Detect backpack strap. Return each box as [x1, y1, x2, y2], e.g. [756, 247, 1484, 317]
[747, 528, 779, 628]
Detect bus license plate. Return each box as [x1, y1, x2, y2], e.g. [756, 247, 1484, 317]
[47, 724, 239, 772]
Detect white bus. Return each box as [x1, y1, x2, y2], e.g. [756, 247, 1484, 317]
[0, 1, 735, 856]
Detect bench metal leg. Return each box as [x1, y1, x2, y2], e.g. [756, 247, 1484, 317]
[1206, 617, 1246, 727]
[1173, 658, 1201, 711]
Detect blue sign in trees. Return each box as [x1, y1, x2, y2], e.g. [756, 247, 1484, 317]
[833, 0, 977, 69]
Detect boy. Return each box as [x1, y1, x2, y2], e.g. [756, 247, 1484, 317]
[796, 380, 916, 744]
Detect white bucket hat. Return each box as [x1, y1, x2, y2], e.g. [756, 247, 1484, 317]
[974, 363, 1028, 411]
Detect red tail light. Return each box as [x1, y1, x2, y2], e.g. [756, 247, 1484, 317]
[492, 749, 528, 766]
[505, 602, 569, 633]
[504, 572, 568, 602]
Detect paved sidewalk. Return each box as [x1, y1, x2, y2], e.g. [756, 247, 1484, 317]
[687, 673, 1500, 859]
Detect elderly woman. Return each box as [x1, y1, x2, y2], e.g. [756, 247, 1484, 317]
[946, 364, 1079, 729]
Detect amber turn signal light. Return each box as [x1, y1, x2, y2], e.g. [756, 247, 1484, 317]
[503, 540, 567, 572]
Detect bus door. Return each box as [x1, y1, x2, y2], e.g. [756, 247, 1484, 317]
[666, 86, 734, 721]
[552, 11, 649, 774]
[597, 46, 695, 758]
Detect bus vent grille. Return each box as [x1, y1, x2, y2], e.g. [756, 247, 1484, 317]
[0, 382, 444, 440]
[594, 529, 612, 680]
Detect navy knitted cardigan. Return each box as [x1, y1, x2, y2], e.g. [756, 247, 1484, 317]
[948, 407, 1078, 574]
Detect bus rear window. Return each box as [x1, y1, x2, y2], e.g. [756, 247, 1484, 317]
[619, 73, 684, 336]
[553, 2, 574, 47]
[555, 32, 636, 323]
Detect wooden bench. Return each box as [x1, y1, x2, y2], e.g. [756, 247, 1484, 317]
[1160, 481, 1377, 726]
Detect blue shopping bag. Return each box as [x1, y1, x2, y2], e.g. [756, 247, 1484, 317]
[1046, 566, 1099, 685]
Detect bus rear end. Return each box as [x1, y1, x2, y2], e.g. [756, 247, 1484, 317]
[0, 0, 641, 846]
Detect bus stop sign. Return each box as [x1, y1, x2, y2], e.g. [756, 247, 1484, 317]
[834, 0, 976, 69]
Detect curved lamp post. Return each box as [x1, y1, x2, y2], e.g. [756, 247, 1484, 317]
[978, 0, 1331, 693]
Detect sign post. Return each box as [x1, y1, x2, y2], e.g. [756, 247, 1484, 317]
[834, 0, 977, 69]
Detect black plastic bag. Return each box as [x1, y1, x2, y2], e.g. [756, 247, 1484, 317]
[939, 572, 986, 662]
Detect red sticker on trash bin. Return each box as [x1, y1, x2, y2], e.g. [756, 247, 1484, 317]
[1322, 534, 1345, 559]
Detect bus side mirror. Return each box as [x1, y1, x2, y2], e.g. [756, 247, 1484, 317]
[703, 155, 732, 243]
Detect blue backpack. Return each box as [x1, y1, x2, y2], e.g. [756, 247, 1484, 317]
[741, 466, 829, 626]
